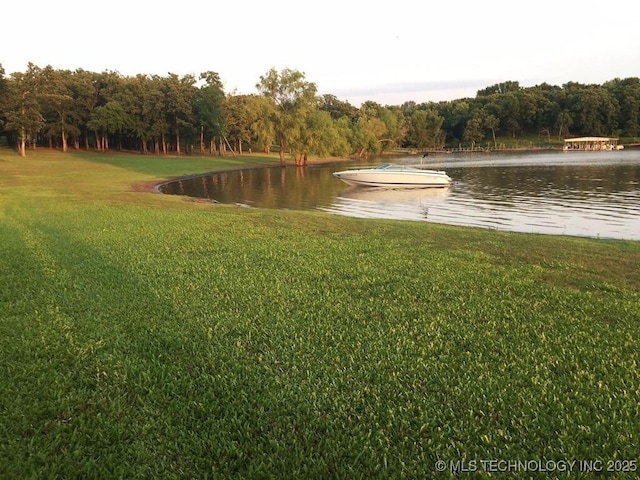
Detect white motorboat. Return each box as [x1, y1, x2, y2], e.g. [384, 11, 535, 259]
[333, 163, 452, 188]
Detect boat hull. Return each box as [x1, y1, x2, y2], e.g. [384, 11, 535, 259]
[333, 167, 451, 188]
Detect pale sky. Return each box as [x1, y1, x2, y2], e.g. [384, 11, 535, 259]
[3, 0, 639, 106]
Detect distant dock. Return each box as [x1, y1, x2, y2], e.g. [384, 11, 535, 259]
[563, 137, 623, 151]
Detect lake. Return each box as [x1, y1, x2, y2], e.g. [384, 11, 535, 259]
[159, 150, 640, 241]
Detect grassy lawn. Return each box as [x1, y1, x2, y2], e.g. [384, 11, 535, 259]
[1, 148, 639, 478]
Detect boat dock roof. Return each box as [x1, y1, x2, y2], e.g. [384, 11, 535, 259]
[563, 137, 622, 151]
[563, 137, 618, 143]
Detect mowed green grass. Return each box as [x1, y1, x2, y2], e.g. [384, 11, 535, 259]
[1, 148, 639, 478]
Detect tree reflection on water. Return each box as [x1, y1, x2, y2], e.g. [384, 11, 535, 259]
[160, 151, 640, 240]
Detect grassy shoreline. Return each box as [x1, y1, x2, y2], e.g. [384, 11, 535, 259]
[1, 148, 639, 478]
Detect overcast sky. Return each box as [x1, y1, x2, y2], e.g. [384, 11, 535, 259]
[3, 0, 639, 106]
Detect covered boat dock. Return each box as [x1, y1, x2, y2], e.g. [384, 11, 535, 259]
[563, 137, 623, 151]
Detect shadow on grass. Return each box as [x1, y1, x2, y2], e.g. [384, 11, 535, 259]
[0, 215, 278, 477]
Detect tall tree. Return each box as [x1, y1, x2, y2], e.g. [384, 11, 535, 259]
[3, 63, 45, 157]
[0, 64, 7, 134]
[353, 101, 405, 155]
[565, 85, 616, 136]
[162, 73, 196, 155]
[499, 92, 521, 137]
[408, 109, 445, 149]
[351, 116, 386, 157]
[555, 110, 573, 139]
[142, 75, 169, 154]
[437, 99, 471, 145]
[67, 69, 100, 150]
[247, 95, 277, 154]
[121, 74, 153, 153]
[377, 106, 408, 151]
[194, 71, 225, 154]
[224, 94, 252, 155]
[605, 77, 640, 137]
[318, 94, 358, 122]
[463, 113, 485, 149]
[39, 66, 76, 151]
[256, 67, 317, 166]
[485, 114, 499, 148]
[87, 101, 132, 150]
[291, 109, 348, 163]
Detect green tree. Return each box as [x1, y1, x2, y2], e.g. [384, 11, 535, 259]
[555, 110, 573, 139]
[292, 109, 349, 162]
[122, 74, 154, 153]
[166, 73, 197, 155]
[224, 94, 252, 155]
[142, 75, 169, 154]
[378, 106, 407, 151]
[256, 67, 317, 166]
[463, 113, 484, 149]
[351, 116, 386, 157]
[476, 80, 521, 96]
[319, 94, 358, 122]
[499, 92, 521, 137]
[194, 71, 225, 154]
[437, 99, 470, 145]
[516, 89, 539, 133]
[605, 77, 640, 137]
[521, 85, 558, 139]
[408, 109, 445, 149]
[248, 95, 277, 154]
[3, 63, 45, 157]
[484, 114, 499, 148]
[67, 69, 100, 150]
[38, 67, 78, 152]
[87, 101, 132, 150]
[573, 86, 618, 136]
[352, 101, 406, 155]
[0, 64, 7, 134]
[88, 70, 128, 151]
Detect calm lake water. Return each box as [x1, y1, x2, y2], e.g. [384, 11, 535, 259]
[159, 150, 640, 241]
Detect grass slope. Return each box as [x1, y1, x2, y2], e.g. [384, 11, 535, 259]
[1, 149, 639, 478]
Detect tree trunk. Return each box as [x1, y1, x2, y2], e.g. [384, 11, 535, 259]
[19, 129, 26, 157]
[279, 137, 286, 166]
[61, 125, 68, 152]
[175, 130, 181, 156]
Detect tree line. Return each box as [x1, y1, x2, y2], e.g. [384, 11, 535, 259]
[1, 63, 639, 161]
